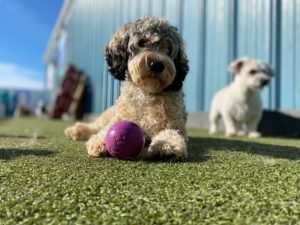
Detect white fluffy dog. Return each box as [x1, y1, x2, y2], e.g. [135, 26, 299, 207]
[209, 57, 274, 138]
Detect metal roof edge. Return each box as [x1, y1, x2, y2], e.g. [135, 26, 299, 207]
[43, 0, 75, 63]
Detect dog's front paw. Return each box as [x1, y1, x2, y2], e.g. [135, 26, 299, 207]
[143, 129, 187, 159]
[248, 131, 261, 139]
[86, 134, 108, 157]
[146, 140, 187, 159]
[65, 123, 93, 141]
[209, 128, 217, 135]
[226, 131, 237, 137]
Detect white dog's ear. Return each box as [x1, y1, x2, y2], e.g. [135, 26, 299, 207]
[228, 57, 249, 74]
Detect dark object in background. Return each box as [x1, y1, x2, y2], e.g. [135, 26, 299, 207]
[0, 91, 12, 116]
[51, 66, 87, 119]
[14, 106, 33, 118]
[258, 110, 300, 138]
[35, 100, 49, 118]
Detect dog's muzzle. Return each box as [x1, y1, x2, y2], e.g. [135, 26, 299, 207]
[128, 51, 176, 93]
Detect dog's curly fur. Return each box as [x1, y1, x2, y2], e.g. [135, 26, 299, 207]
[65, 17, 189, 159]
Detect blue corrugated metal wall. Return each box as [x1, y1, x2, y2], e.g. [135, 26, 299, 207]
[281, 0, 300, 109]
[49, 0, 300, 113]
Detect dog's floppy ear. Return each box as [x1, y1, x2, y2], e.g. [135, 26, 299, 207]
[105, 24, 131, 80]
[166, 46, 189, 91]
[228, 57, 249, 74]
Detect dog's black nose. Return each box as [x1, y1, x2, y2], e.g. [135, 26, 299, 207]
[149, 60, 165, 73]
[260, 79, 269, 87]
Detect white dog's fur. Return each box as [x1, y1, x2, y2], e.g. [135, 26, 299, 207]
[209, 57, 274, 138]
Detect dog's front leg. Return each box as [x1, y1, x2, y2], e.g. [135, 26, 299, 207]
[85, 123, 114, 157]
[86, 133, 108, 157]
[142, 129, 187, 159]
[246, 117, 262, 138]
[65, 106, 115, 141]
[65, 122, 99, 141]
[223, 114, 238, 137]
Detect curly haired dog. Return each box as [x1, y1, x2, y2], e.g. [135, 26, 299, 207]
[209, 57, 274, 138]
[64, 17, 189, 159]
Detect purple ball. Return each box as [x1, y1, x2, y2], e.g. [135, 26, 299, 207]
[106, 121, 144, 159]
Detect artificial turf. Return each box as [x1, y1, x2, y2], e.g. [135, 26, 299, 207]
[1, 118, 300, 224]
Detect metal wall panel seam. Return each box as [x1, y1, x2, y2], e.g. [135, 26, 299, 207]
[282, 0, 295, 108]
[269, 0, 280, 109]
[295, 0, 300, 108]
[178, 0, 184, 33]
[197, 0, 206, 110]
[227, 0, 238, 83]
[292, 0, 297, 108]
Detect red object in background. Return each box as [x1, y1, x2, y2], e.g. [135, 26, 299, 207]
[62, 66, 80, 94]
[51, 66, 86, 119]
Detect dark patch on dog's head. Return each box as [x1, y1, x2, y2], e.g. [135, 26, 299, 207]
[165, 47, 189, 91]
[105, 24, 132, 80]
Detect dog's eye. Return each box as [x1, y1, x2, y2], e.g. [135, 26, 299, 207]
[249, 70, 257, 75]
[138, 39, 146, 48]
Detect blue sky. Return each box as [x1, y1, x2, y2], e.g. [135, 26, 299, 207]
[0, 0, 63, 90]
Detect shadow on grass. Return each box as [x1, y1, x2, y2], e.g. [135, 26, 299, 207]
[0, 148, 55, 160]
[0, 134, 46, 139]
[189, 136, 300, 160]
